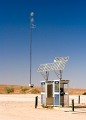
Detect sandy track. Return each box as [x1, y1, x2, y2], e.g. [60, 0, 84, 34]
[0, 94, 86, 120]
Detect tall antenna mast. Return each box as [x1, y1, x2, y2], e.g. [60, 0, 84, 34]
[29, 12, 35, 87]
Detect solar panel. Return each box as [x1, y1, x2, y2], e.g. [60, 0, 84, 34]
[37, 57, 69, 72]
[53, 57, 69, 70]
[37, 63, 54, 72]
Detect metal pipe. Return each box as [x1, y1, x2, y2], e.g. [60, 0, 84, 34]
[30, 15, 32, 85]
[78, 95, 80, 104]
[29, 12, 34, 87]
[35, 96, 38, 108]
[59, 70, 62, 107]
[72, 99, 74, 111]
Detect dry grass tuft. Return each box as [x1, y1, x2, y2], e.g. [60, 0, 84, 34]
[0, 85, 86, 95]
[0, 85, 41, 94]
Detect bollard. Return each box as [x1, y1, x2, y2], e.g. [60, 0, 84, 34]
[35, 96, 38, 108]
[72, 99, 74, 111]
[78, 95, 80, 104]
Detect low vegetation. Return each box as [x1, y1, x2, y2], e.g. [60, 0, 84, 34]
[5, 87, 14, 94]
[28, 87, 40, 94]
[0, 85, 41, 94]
[0, 85, 86, 95]
[20, 87, 29, 93]
[82, 92, 86, 95]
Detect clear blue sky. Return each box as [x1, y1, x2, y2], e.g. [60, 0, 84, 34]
[0, 0, 86, 88]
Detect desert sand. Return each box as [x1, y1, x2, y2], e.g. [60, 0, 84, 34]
[0, 94, 86, 120]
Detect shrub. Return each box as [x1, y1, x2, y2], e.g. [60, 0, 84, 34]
[82, 92, 86, 95]
[5, 87, 14, 94]
[20, 87, 29, 93]
[29, 88, 40, 94]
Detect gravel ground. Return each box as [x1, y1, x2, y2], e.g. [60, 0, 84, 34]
[0, 94, 86, 120]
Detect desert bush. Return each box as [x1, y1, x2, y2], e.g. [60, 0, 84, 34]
[82, 92, 86, 95]
[20, 87, 29, 93]
[5, 87, 14, 94]
[29, 88, 40, 94]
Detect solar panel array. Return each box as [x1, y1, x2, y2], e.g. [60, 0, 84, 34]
[37, 57, 69, 72]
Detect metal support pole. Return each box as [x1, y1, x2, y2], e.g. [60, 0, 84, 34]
[45, 71, 49, 82]
[30, 17, 32, 85]
[78, 95, 80, 104]
[35, 96, 38, 108]
[59, 79, 60, 107]
[72, 99, 74, 111]
[29, 12, 34, 87]
[59, 70, 62, 107]
[67, 82, 69, 107]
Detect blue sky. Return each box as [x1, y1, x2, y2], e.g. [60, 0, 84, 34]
[0, 0, 86, 88]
